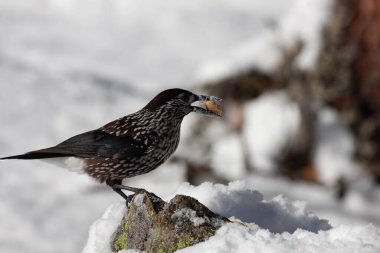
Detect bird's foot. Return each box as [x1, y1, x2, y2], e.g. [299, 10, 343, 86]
[110, 184, 147, 206]
[126, 195, 134, 206]
[125, 189, 149, 206]
[107, 181, 154, 206]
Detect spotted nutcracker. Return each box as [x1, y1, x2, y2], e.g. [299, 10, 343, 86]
[1, 88, 222, 202]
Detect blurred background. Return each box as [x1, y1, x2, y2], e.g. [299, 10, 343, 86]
[0, 0, 380, 252]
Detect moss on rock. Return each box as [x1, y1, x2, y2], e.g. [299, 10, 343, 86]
[111, 191, 229, 252]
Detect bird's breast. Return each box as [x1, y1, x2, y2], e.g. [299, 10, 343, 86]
[142, 122, 181, 164]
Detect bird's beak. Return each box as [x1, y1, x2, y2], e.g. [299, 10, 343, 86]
[191, 95, 223, 117]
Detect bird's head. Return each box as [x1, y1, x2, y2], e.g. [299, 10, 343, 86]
[144, 88, 222, 118]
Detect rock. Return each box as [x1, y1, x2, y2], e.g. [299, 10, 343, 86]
[111, 190, 230, 252]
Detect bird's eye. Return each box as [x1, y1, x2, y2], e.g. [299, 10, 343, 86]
[178, 93, 191, 103]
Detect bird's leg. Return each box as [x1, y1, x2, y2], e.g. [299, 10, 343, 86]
[112, 184, 143, 193]
[113, 187, 131, 203]
[113, 184, 147, 204]
[106, 179, 144, 204]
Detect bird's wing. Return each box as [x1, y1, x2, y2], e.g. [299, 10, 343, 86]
[57, 130, 148, 159]
[2, 130, 148, 160]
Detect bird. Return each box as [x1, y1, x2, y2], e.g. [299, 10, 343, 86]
[1, 88, 222, 202]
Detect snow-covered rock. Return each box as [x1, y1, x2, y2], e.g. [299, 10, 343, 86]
[82, 182, 380, 253]
[109, 191, 229, 252]
[171, 182, 331, 234]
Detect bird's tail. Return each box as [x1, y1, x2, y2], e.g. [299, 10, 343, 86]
[1, 148, 71, 160]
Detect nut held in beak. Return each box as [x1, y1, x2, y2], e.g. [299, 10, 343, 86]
[193, 95, 223, 117]
[205, 99, 223, 116]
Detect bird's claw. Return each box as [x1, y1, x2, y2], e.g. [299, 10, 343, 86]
[125, 189, 148, 206]
[126, 195, 134, 206]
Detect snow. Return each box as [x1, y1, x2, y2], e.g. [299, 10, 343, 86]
[313, 106, 361, 185]
[241, 90, 362, 186]
[83, 182, 380, 253]
[171, 208, 206, 227]
[243, 91, 301, 173]
[171, 182, 331, 234]
[210, 133, 246, 180]
[132, 194, 145, 207]
[196, 0, 333, 81]
[180, 223, 380, 253]
[82, 203, 126, 253]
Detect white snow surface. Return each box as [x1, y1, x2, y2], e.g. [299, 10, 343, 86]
[83, 182, 380, 253]
[242, 90, 362, 185]
[171, 208, 206, 227]
[196, 0, 333, 81]
[82, 203, 126, 253]
[243, 91, 301, 173]
[314, 106, 361, 185]
[181, 223, 380, 253]
[210, 132, 246, 180]
[171, 182, 331, 234]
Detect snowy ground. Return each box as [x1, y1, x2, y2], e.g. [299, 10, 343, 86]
[1, 0, 380, 253]
[83, 182, 380, 253]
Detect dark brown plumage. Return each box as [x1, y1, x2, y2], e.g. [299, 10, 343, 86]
[1, 88, 222, 202]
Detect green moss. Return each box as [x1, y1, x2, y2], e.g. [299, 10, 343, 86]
[176, 237, 194, 249]
[155, 229, 162, 240]
[155, 237, 195, 253]
[116, 223, 130, 250]
[149, 229, 162, 253]
[117, 232, 128, 250]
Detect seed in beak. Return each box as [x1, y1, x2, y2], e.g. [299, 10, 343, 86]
[205, 100, 223, 116]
